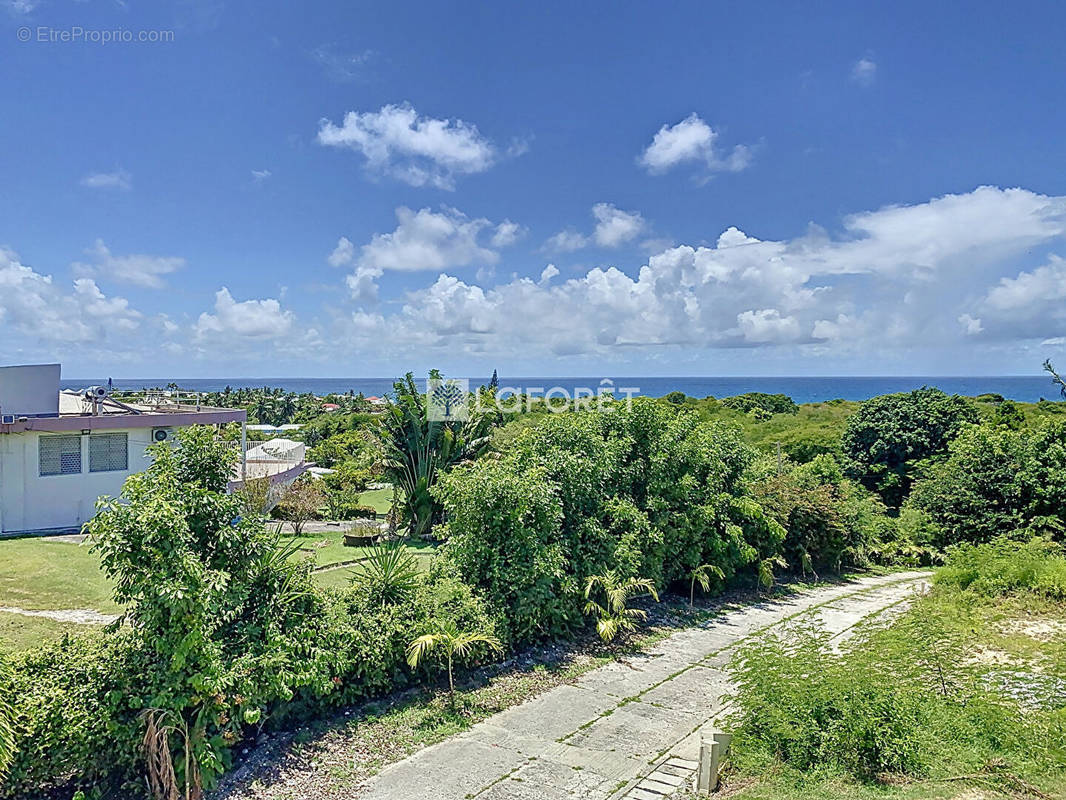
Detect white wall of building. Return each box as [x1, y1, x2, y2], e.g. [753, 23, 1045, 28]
[0, 428, 155, 534]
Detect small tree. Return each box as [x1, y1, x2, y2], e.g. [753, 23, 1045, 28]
[689, 563, 725, 608]
[406, 621, 502, 703]
[236, 476, 271, 518]
[583, 571, 659, 643]
[275, 477, 325, 534]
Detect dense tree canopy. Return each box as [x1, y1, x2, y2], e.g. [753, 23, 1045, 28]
[435, 399, 783, 642]
[841, 387, 978, 508]
[910, 421, 1066, 545]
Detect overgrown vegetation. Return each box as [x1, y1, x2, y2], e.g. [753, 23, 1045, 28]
[725, 538, 1066, 799]
[5, 372, 1066, 798]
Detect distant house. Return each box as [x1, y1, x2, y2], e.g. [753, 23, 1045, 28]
[246, 423, 302, 435]
[365, 396, 387, 408]
[321, 402, 340, 412]
[0, 364, 247, 536]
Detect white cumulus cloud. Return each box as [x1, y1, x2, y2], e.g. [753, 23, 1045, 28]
[317, 102, 503, 190]
[638, 113, 753, 177]
[194, 288, 294, 339]
[356, 206, 499, 273]
[592, 203, 646, 247]
[851, 58, 877, 86]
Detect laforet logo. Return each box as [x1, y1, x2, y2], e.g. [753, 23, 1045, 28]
[427, 377, 470, 421]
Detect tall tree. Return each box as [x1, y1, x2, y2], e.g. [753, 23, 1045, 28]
[375, 372, 494, 538]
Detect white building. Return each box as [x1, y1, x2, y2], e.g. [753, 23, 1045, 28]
[0, 364, 257, 536]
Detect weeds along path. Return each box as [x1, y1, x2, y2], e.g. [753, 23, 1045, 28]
[217, 571, 930, 800]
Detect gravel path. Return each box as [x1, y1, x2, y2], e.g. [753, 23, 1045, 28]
[214, 570, 930, 800]
[0, 605, 119, 624]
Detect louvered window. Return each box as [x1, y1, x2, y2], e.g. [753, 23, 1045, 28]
[39, 435, 82, 476]
[89, 433, 128, 473]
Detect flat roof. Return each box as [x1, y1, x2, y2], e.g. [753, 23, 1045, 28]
[1, 391, 245, 434]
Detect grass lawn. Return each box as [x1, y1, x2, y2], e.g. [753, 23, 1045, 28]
[0, 611, 99, 654]
[0, 537, 119, 613]
[277, 527, 437, 589]
[358, 487, 394, 514]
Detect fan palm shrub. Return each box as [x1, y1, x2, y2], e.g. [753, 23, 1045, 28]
[406, 620, 502, 703]
[688, 563, 725, 608]
[583, 571, 659, 642]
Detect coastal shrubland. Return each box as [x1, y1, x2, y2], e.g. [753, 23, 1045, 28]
[5, 377, 1066, 798]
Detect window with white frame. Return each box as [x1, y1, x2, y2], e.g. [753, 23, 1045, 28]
[39, 435, 82, 476]
[89, 432, 128, 473]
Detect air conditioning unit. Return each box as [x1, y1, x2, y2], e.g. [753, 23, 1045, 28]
[152, 427, 177, 443]
[1, 414, 14, 425]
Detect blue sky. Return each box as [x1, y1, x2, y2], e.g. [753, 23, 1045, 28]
[3, 0, 1066, 378]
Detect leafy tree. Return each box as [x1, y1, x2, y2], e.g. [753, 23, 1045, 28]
[842, 387, 978, 508]
[274, 477, 325, 533]
[406, 621, 502, 702]
[583, 571, 659, 642]
[689, 563, 725, 608]
[87, 426, 316, 797]
[910, 421, 1066, 545]
[989, 399, 1025, 430]
[376, 372, 494, 538]
[236, 476, 272, 518]
[722, 393, 799, 415]
[663, 390, 687, 405]
[350, 544, 421, 607]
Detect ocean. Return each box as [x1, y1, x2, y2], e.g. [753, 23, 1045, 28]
[59, 376, 1064, 404]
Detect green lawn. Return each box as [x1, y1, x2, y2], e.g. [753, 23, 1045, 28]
[0, 537, 119, 612]
[0, 611, 98, 654]
[358, 486, 394, 514]
[280, 527, 436, 572]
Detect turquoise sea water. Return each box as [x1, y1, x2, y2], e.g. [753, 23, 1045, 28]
[61, 376, 1063, 404]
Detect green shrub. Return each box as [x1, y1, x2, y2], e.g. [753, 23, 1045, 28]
[436, 400, 770, 645]
[722, 392, 799, 416]
[935, 536, 1066, 599]
[910, 421, 1066, 546]
[0, 649, 13, 784]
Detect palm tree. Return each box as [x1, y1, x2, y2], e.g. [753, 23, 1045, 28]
[375, 372, 493, 539]
[583, 571, 659, 643]
[757, 555, 788, 596]
[406, 620, 502, 703]
[688, 563, 725, 608]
